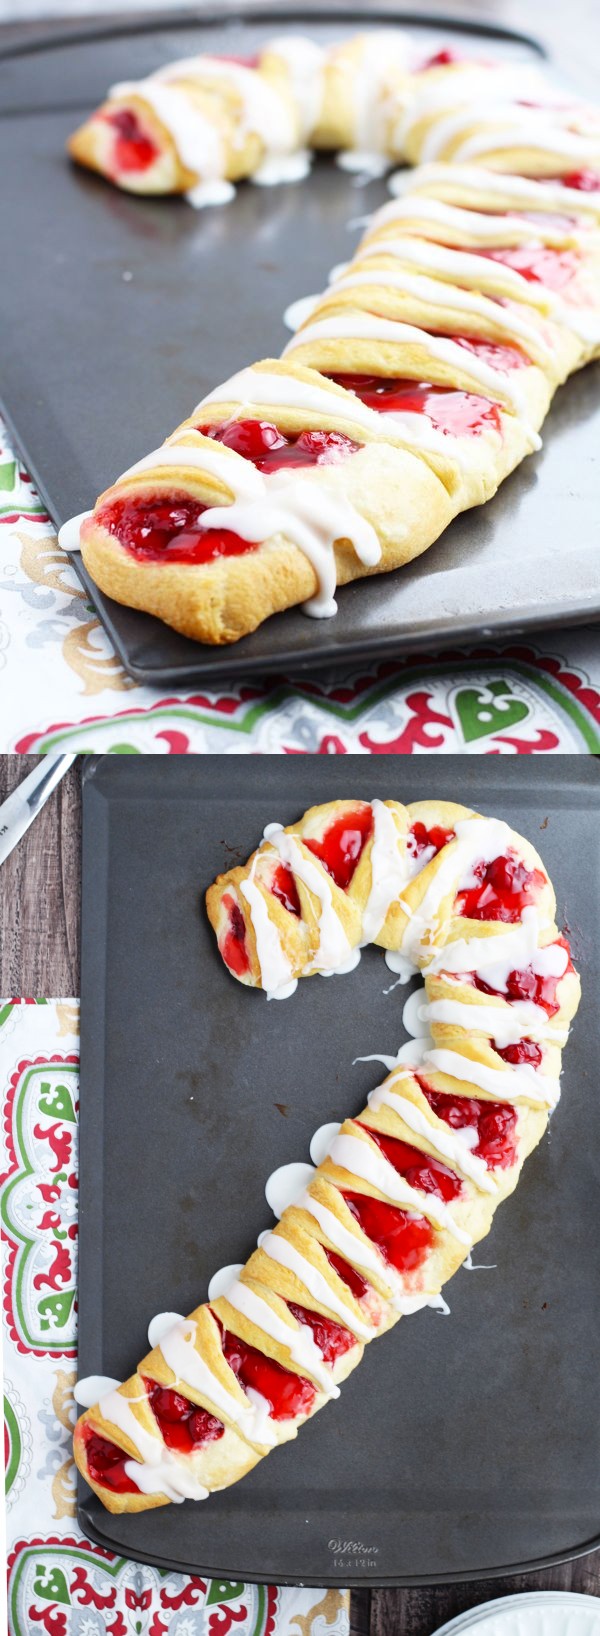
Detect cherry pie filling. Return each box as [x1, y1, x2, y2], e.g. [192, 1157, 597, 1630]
[408, 820, 456, 860]
[197, 417, 360, 472]
[416, 1079, 518, 1170]
[304, 804, 374, 889]
[144, 1379, 225, 1453]
[104, 107, 159, 173]
[360, 1123, 464, 1201]
[221, 892, 250, 978]
[473, 243, 580, 291]
[84, 1426, 142, 1494]
[471, 938, 572, 1015]
[270, 862, 302, 917]
[286, 1299, 355, 1363]
[216, 1320, 317, 1420]
[329, 372, 503, 436]
[342, 1192, 434, 1273]
[455, 850, 546, 922]
[98, 494, 259, 567]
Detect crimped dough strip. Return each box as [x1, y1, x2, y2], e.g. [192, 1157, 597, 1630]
[73, 799, 580, 1513]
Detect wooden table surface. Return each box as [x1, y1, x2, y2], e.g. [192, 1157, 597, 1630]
[1, 752, 599, 1629]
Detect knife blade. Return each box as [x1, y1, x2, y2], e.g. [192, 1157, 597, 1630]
[0, 754, 77, 868]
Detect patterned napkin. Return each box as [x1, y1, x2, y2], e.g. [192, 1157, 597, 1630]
[1, 417, 599, 754]
[2, 1000, 350, 1636]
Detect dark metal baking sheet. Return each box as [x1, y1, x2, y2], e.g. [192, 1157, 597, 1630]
[77, 754, 600, 1586]
[4, 9, 599, 687]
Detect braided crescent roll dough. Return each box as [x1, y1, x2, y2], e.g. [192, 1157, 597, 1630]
[73, 799, 580, 1513]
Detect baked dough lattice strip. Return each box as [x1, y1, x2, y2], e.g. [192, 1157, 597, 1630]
[73, 798, 580, 1513]
[67, 161, 600, 644]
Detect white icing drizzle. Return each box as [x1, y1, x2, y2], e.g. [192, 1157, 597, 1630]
[366, 1072, 495, 1191]
[345, 30, 410, 159]
[456, 124, 600, 168]
[397, 64, 551, 138]
[284, 313, 534, 424]
[147, 1310, 185, 1349]
[240, 868, 296, 999]
[266, 34, 325, 139]
[266, 1161, 316, 1218]
[361, 800, 410, 944]
[354, 236, 553, 311]
[159, 1318, 278, 1446]
[422, 994, 565, 1045]
[384, 949, 417, 984]
[120, 438, 265, 497]
[428, 910, 563, 992]
[199, 467, 381, 618]
[310, 1123, 342, 1166]
[402, 984, 430, 1037]
[395, 162, 600, 218]
[260, 1230, 374, 1339]
[98, 1385, 162, 1462]
[194, 365, 379, 432]
[75, 1375, 120, 1408]
[253, 150, 312, 186]
[329, 266, 554, 365]
[337, 150, 390, 178]
[207, 1266, 243, 1302]
[223, 1278, 338, 1395]
[328, 1132, 471, 1242]
[399, 816, 514, 964]
[155, 55, 296, 159]
[284, 293, 322, 331]
[57, 511, 93, 553]
[264, 825, 354, 969]
[375, 193, 557, 244]
[424, 1047, 559, 1108]
[123, 1454, 209, 1502]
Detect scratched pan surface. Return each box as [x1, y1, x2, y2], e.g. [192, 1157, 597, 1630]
[77, 754, 600, 1584]
[3, 8, 600, 685]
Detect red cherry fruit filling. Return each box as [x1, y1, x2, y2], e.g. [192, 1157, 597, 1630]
[221, 892, 250, 978]
[323, 1246, 370, 1300]
[472, 940, 572, 1017]
[495, 1039, 543, 1068]
[443, 333, 530, 372]
[329, 373, 502, 436]
[474, 244, 579, 292]
[143, 1378, 225, 1454]
[455, 851, 546, 923]
[287, 1299, 355, 1363]
[270, 862, 301, 917]
[219, 1325, 316, 1420]
[342, 1191, 434, 1273]
[418, 1082, 518, 1170]
[84, 1427, 140, 1495]
[361, 1124, 463, 1201]
[559, 170, 600, 192]
[304, 804, 374, 890]
[98, 495, 258, 567]
[409, 821, 455, 859]
[105, 108, 158, 173]
[197, 418, 359, 472]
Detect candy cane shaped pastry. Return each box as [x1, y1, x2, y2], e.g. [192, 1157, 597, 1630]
[73, 799, 580, 1514]
[65, 162, 600, 642]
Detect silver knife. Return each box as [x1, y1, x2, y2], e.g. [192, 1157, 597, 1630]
[0, 754, 77, 867]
